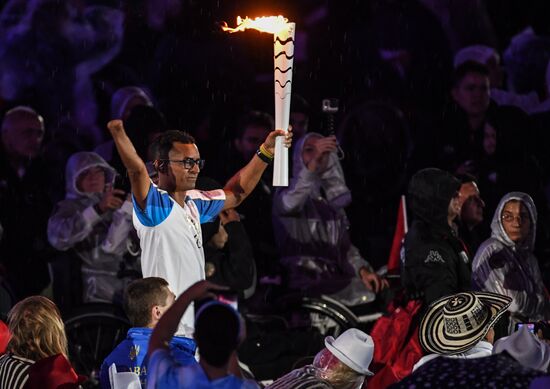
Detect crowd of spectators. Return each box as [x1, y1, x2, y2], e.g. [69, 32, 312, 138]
[1, 0, 550, 388]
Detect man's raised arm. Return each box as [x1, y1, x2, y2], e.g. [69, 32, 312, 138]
[223, 128, 292, 210]
[107, 120, 150, 209]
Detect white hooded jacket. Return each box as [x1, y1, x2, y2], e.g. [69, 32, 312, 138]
[472, 192, 550, 325]
[48, 152, 139, 303]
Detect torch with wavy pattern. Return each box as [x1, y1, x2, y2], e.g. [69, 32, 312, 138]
[222, 16, 295, 186]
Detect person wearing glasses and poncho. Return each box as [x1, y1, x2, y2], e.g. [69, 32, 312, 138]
[472, 192, 550, 333]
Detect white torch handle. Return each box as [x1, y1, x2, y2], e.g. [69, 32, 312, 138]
[272, 22, 295, 187]
[273, 137, 288, 186]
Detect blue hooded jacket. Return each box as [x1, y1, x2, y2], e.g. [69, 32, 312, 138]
[99, 327, 197, 388]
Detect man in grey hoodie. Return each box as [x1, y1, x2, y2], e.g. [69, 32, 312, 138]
[48, 151, 140, 304]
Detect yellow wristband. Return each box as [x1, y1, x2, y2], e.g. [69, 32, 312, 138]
[259, 143, 274, 159]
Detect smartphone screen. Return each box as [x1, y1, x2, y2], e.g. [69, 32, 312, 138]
[516, 323, 535, 333]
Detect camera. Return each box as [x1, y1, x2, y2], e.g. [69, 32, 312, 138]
[321, 98, 339, 137]
[321, 98, 339, 114]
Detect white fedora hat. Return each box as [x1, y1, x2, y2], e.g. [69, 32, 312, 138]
[493, 325, 550, 372]
[325, 328, 374, 376]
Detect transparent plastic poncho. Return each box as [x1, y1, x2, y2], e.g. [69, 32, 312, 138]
[312, 348, 366, 389]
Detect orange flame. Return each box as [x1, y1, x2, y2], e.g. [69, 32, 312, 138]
[222, 15, 289, 34]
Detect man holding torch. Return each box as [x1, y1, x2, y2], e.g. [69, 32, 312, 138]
[107, 120, 291, 338]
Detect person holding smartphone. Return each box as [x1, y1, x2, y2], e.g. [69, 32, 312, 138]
[273, 132, 388, 304]
[48, 151, 141, 304]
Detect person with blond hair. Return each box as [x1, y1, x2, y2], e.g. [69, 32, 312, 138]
[267, 328, 374, 389]
[0, 296, 68, 388]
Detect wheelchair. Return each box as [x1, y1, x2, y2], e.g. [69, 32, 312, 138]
[245, 276, 385, 337]
[64, 303, 130, 388]
[239, 281, 385, 382]
[51, 249, 138, 387]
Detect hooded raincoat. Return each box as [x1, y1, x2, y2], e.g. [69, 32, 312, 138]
[48, 152, 140, 303]
[402, 168, 470, 304]
[273, 133, 374, 304]
[94, 86, 153, 163]
[472, 192, 550, 324]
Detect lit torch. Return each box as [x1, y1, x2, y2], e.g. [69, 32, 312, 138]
[223, 16, 295, 187]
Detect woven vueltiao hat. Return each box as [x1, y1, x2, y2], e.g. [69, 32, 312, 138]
[419, 291, 512, 355]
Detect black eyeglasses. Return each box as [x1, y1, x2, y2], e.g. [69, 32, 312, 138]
[501, 213, 530, 224]
[160, 158, 205, 170]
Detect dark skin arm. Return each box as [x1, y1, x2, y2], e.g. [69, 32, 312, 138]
[223, 128, 292, 209]
[107, 120, 150, 210]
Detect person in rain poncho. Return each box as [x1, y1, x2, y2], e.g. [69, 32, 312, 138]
[273, 132, 387, 305]
[94, 86, 155, 165]
[48, 151, 140, 304]
[472, 192, 550, 330]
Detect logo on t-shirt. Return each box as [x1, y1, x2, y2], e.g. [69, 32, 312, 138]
[129, 345, 140, 361]
[425, 250, 445, 264]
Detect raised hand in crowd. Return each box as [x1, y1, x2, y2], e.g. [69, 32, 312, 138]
[97, 184, 125, 214]
[148, 280, 228, 356]
[303, 135, 338, 172]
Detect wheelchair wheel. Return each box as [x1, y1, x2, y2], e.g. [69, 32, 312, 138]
[64, 304, 130, 388]
[299, 296, 359, 337]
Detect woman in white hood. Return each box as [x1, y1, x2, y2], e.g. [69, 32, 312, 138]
[472, 192, 550, 331]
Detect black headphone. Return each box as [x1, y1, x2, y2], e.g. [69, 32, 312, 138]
[155, 160, 168, 174]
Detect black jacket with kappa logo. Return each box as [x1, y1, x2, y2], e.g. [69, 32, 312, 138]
[402, 168, 471, 305]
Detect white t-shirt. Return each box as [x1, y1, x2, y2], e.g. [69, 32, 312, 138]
[133, 183, 225, 336]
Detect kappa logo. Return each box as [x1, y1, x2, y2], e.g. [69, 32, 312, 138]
[425, 250, 445, 264]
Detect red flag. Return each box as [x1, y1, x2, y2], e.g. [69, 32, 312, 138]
[387, 195, 408, 272]
[0, 320, 9, 354]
